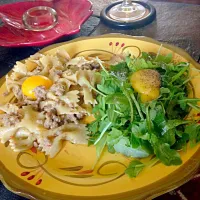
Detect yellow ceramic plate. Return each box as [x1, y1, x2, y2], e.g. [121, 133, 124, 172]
[0, 34, 200, 200]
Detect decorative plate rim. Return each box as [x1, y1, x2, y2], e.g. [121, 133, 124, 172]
[0, 33, 200, 200]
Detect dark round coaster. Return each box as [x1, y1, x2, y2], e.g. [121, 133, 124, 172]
[100, 1, 156, 29]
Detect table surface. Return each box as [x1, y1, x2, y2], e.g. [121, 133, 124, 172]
[0, 0, 200, 200]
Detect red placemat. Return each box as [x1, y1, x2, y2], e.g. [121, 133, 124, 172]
[156, 170, 200, 200]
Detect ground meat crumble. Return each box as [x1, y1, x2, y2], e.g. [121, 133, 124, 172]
[44, 112, 61, 129]
[50, 83, 66, 96]
[36, 103, 86, 129]
[33, 86, 47, 100]
[0, 113, 22, 127]
[19, 86, 47, 110]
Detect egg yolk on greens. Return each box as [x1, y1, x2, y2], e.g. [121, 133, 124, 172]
[130, 69, 161, 103]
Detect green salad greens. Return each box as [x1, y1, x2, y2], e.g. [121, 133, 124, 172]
[87, 51, 200, 178]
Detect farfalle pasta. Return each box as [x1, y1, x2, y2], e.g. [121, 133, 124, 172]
[0, 49, 100, 158]
[37, 123, 88, 158]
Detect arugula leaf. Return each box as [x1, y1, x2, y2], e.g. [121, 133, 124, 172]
[114, 138, 150, 158]
[96, 133, 107, 160]
[151, 135, 182, 166]
[141, 52, 154, 61]
[107, 128, 123, 153]
[92, 96, 106, 119]
[172, 133, 189, 150]
[170, 65, 189, 84]
[155, 53, 172, 64]
[131, 133, 141, 148]
[162, 129, 176, 146]
[96, 70, 120, 95]
[125, 160, 145, 178]
[161, 120, 191, 135]
[150, 104, 166, 134]
[105, 93, 129, 105]
[131, 133, 153, 155]
[94, 119, 112, 145]
[131, 121, 150, 140]
[130, 93, 144, 120]
[154, 143, 182, 165]
[107, 105, 118, 123]
[179, 100, 187, 110]
[88, 120, 99, 134]
[166, 99, 187, 120]
[99, 118, 111, 132]
[97, 82, 119, 95]
[185, 123, 200, 147]
[98, 96, 106, 111]
[160, 87, 170, 94]
[126, 57, 157, 72]
[110, 62, 129, 81]
[92, 108, 105, 119]
[114, 118, 129, 128]
[178, 98, 200, 112]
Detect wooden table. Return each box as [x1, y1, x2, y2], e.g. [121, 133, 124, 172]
[0, 0, 200, 200]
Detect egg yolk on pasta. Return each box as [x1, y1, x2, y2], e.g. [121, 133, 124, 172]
[22, 75, 53, 99]
[82, 115, 96, 124]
